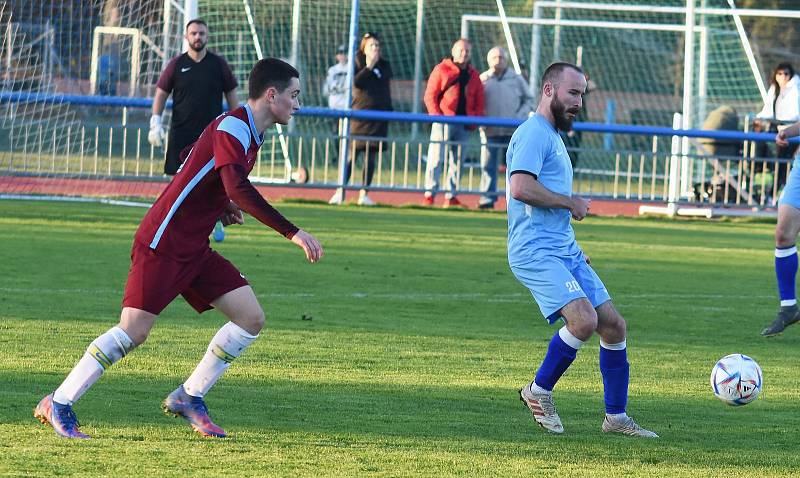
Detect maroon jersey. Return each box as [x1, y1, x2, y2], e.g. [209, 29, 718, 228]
[135, 104, 298, 261]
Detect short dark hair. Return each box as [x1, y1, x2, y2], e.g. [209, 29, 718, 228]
[541, 62, 584, 89]
[248, 58, 300, 99]
[185, 18, 207, 31]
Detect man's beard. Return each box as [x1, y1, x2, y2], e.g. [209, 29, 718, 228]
[189, 40, 206, 53]
[550, 94, 579, 131]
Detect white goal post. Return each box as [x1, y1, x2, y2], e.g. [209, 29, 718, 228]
[89, 27, 141, 96]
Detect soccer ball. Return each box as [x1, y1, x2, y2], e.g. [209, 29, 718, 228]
[710, 354, 763, 406]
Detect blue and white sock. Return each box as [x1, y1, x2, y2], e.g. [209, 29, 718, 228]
[533, 326, 583, 391]
[775, 246, 798, 307]
[53, 326, 135, 406]
[599, 339, 629, 415]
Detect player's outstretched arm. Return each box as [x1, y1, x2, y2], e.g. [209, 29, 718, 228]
[219, 164, 302, 236]
[219, 165, 323, 262]
[510, 172, 590, 220]
[291, 230, 324, 263]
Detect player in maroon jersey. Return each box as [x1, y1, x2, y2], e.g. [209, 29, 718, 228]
[150, 18, 240, 242]
[34, 58, 322, 439]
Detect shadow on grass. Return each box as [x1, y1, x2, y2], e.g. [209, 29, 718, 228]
[6, 370, 800, 464]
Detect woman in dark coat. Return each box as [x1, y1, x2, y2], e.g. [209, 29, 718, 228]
[329, 32, 393, 206]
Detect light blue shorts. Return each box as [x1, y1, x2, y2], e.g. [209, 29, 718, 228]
[779, 156, 800, 209]
[511, 252, 611, 324]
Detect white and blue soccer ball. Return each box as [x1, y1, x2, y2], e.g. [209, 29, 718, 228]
[710, 354, 763, 406]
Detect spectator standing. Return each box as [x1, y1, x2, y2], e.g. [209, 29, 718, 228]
[148, 18, 238, 242]
[323, 44, 349, 111]
[423, 38, 484, 208]
[756, 63, 800, 191]
[329, 32, 393, 206]
[757, 63, 800, 141]
[322, 43, 349, 166]
[479, 46, 534, 209]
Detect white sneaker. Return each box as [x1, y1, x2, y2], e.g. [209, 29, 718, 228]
[357, 190, 375, 206]
[602, 414, 658, 438]
[519, 384, 564, 434]
[328, 189, 344, 205]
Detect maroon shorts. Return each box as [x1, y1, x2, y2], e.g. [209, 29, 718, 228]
[122, 242, 249, 314]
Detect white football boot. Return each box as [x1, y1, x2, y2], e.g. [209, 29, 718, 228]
[602, 414, 658, 438]
[519, 383, 564, 434]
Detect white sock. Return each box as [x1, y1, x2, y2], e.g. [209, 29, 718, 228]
[183, 322, 258, 397]
[559, 326, 586, 350]
[53, 326, 135, 406]
[529, 381, 551, 395]
[606, 412, 628, 420]
[599, 339, 627, 350]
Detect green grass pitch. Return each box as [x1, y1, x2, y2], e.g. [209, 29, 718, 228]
[1, 199, 799, 477]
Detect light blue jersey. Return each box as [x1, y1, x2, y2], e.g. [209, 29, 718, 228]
[506, 113, 610, 322]
[506, 113, 581, 266]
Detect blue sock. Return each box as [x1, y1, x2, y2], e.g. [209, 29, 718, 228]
[775, 246, 798, 306]
[599, 341, 629, 415]
[534, 328, 581, 391]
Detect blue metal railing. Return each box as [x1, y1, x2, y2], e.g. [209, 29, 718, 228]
[2, 90, 796, 144]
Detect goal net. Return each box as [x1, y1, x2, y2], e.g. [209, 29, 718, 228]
[464, 0, 781, 131]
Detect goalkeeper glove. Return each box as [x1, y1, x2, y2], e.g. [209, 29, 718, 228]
[148, 114, 165, 147]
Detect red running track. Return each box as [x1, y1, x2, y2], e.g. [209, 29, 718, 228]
[0, 175, 645, 216]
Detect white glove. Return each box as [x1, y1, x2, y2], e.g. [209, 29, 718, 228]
[148, 114, 165, 148]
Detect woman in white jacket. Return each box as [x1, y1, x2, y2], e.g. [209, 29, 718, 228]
[757, 63, 800, 159]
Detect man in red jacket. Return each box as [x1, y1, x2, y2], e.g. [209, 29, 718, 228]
[423, 38, 484, 208]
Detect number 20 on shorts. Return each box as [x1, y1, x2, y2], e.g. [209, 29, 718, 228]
[565, 280, 581, 293]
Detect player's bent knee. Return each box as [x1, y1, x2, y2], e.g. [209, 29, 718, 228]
[569, 318, 597, 340]
[596, 302, 627, 342]
[562, 299, 598, 340]
[120, 325, 150, 346]
[775, 227, 796, 247]
[234, 308, 265, 336]
[250, 310, 266, 333]
[602, 316, 626, 339]
[776, 207, 800, 246]
[616, 317, 627, 335]
[597, 300, 623, 318]
[118, 307, 157, 346]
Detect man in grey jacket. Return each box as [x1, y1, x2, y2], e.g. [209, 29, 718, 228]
[479, 46, 535, 209]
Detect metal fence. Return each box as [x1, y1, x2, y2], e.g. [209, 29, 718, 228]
[0, 96, 791, 208]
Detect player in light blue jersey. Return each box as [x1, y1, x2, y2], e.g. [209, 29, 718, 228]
[507, 62, 657, 438]
[762, 120, 800, 336]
